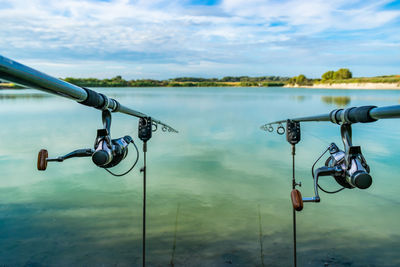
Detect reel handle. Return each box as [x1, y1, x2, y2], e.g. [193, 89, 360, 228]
[37, 149, 48, 171]
[291, 189, 303, 211]
[37, 148, 94, 171]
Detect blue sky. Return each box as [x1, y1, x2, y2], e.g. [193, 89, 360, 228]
[0, 0, 399, 79]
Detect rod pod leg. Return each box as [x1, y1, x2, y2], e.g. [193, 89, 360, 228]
[292, 144, 297, 267]
[140, 142, 147, 267]
[138, 117, 152, 267]
[286, 120, 301, 267]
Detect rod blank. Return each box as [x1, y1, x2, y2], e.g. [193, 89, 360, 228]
[370, 105, 400, 120]
[0, 55, 177, 132]
[262, 105, 400, 129]
[0, 55, 87, 100]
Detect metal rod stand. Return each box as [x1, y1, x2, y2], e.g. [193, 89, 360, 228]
[292, 144, 297, 267]
[142, 141, 147, 267]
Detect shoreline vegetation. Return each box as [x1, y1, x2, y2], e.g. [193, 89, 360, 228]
[63, 76, 288, 88]
[0, 76, 287, 89]
[288, 82, 400, 90]
[1, 69, 399, 89]
[286, 68, 400, 89]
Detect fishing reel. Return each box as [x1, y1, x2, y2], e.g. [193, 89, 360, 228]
[291, 123, 372, 211]
[37, 110, 139, 176]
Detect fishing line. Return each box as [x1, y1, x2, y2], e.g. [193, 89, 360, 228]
[170, 203, 181, 267]
[257, 204, 265, 267]
[311, 147, 345, 194]
[104, 140, 140, 177]
[302, 127, 329, 146]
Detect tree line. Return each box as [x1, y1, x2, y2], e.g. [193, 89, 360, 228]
[63, 76, 289, 87]
[288, 68, 353, 86]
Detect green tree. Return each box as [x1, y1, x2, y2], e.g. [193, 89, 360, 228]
[333, 68, 352, 79]
[288, 77, 296, 85]
[296, 74, 307, 85]
[322, 70, 334, 81]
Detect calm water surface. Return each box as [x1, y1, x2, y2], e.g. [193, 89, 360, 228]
[0, 87, 400, 266]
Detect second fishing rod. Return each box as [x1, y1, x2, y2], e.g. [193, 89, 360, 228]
[261, 104, 400, 266]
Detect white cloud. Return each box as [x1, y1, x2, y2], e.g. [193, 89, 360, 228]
[0, 0, 399, 78]
[221, 0, 400, 31]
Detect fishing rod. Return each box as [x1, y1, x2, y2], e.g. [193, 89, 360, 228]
[261, 104, 400, 267]
[0, 55, 178, 132]
[0, 55, 178, 267]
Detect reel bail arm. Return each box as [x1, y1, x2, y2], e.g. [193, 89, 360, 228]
[302, 165, 344, 203]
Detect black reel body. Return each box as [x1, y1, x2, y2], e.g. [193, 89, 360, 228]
[93, 135, 132, 168]
[324, 150, 352, 189]
[325, 144, 372, 190]
[90, 110, 135, 168]
[324, 143, 371, 189]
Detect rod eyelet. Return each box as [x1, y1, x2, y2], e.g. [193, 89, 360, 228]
[277, 124, 285, 135]
[152, 122, 158, 132]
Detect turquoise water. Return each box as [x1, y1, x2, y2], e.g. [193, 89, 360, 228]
[0, 87, 400, 266]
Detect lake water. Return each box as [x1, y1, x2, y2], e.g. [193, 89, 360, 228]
[0, 87, 400, 266]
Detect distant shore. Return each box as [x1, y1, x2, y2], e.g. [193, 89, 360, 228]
[285, 82, 400, 90]
[2, 82, 400, 90]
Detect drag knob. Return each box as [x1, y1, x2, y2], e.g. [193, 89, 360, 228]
[291, 189, 303, 211]
[37, 149, 48, 171]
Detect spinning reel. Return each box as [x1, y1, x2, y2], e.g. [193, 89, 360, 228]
[290, 123, 372, 211]
[37, 109, 139, 176]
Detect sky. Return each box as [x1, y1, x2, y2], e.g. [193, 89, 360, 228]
[0, 0, 399, 79]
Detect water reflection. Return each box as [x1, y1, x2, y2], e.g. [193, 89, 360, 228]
[291, 95, 306, 102]
[321, 96, 351, 107]
[0, 93, 51, 100]
[0, 87, 400, 266]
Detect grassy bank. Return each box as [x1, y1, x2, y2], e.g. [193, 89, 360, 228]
[315, 75, 400, 84]
[62, 76, 287, 87]
[2, 73, 400, 89]
[288, 69, 400, 88]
